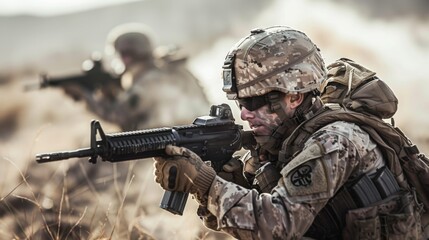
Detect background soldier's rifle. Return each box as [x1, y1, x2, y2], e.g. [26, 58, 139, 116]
[24, 54, 122, 100]
[35, 104, 255, 215]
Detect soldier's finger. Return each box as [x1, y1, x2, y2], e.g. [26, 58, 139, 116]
[165, 145, 184, 156]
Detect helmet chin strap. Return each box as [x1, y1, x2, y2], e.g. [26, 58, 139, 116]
[255, 92, 322, 155]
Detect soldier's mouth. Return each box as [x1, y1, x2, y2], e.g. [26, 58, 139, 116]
[250, 125, 265, 134]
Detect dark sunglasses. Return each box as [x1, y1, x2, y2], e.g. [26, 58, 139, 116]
[237, 95, 269, 111]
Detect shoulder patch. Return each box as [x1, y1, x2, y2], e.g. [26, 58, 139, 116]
[281, 143, 329, 197]
[290, 164, 312, 187]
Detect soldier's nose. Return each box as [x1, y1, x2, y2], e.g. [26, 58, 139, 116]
[240, 107, 255, 121]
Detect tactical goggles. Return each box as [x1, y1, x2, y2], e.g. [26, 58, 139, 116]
[237, 95, 269, 111]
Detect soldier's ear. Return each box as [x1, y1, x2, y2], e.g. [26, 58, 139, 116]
[285, 93, 304, 109]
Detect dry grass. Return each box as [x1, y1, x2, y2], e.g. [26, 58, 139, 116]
[0, 80, 233, 240]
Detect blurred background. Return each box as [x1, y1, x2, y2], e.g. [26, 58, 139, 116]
[0, 0, 428, 239]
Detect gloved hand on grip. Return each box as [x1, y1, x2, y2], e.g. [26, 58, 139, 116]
[218, 156, 251, 188]
[153, 145, 216, 200]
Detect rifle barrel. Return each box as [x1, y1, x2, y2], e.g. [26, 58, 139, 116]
[35, 148, 95, 163]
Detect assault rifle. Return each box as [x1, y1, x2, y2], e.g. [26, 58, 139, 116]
[24, 54, 122, 100]
[35, 104, 255, 215]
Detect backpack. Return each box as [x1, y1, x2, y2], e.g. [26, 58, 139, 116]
[320, 58, 429, 210]
[320, 58, 398, 119]
[279, 58, 429, 234]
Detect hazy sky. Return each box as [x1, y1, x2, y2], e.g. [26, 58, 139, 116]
[0, 0, 140, 16]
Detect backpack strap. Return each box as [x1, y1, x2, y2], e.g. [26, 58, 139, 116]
[278, 101, 429, 212]
[277, 103, 341, 168]
[278, 105, 409, 190]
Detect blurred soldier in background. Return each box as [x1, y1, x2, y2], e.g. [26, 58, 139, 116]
[65, 22, 210, 130]
[0, 23, 212, 240]
[57, 23, 212, 238]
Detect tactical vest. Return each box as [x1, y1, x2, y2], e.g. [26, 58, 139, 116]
[250, 58, 429, 238]
[277, 105, 426, 239]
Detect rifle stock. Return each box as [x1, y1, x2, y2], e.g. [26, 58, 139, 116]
[35, 104, 255, 215]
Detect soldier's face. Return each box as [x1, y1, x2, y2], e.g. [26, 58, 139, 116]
[240, 105, 282, 136]
[240, 94, 299, 136]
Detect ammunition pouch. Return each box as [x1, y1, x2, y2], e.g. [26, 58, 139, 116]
[253, 162, 282, 193]
[305, 166, 422, 239]
[343, 191, 422, 240]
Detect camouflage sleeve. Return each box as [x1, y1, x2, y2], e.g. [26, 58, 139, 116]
[113, 69, 210, 129]
[106, 71, 162, 129]
[204, 121, 384, 239]
[80, 65, 210, 130]
[197, 205, 220, 231]
[83, 70, 191, 129]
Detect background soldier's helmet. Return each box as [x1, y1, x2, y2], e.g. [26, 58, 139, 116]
[106, 23, 153, 60]
[222, 26, 327, 100]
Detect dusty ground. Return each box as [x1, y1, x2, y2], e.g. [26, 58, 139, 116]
[0, 80, 233, 239]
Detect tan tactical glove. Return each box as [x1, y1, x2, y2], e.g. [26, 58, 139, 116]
[242, 150, 263, 181]
[218, 156, 251, 188]
[243, 154, 262, 176]
[153, 145, 216, 200]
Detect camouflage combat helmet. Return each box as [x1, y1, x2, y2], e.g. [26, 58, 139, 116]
[222, 26, 327, 100]
[106, 23, 153, 60]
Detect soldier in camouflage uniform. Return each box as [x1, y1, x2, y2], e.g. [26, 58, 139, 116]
[66, 23, 210, 130]
[153, 26, 424, 239]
